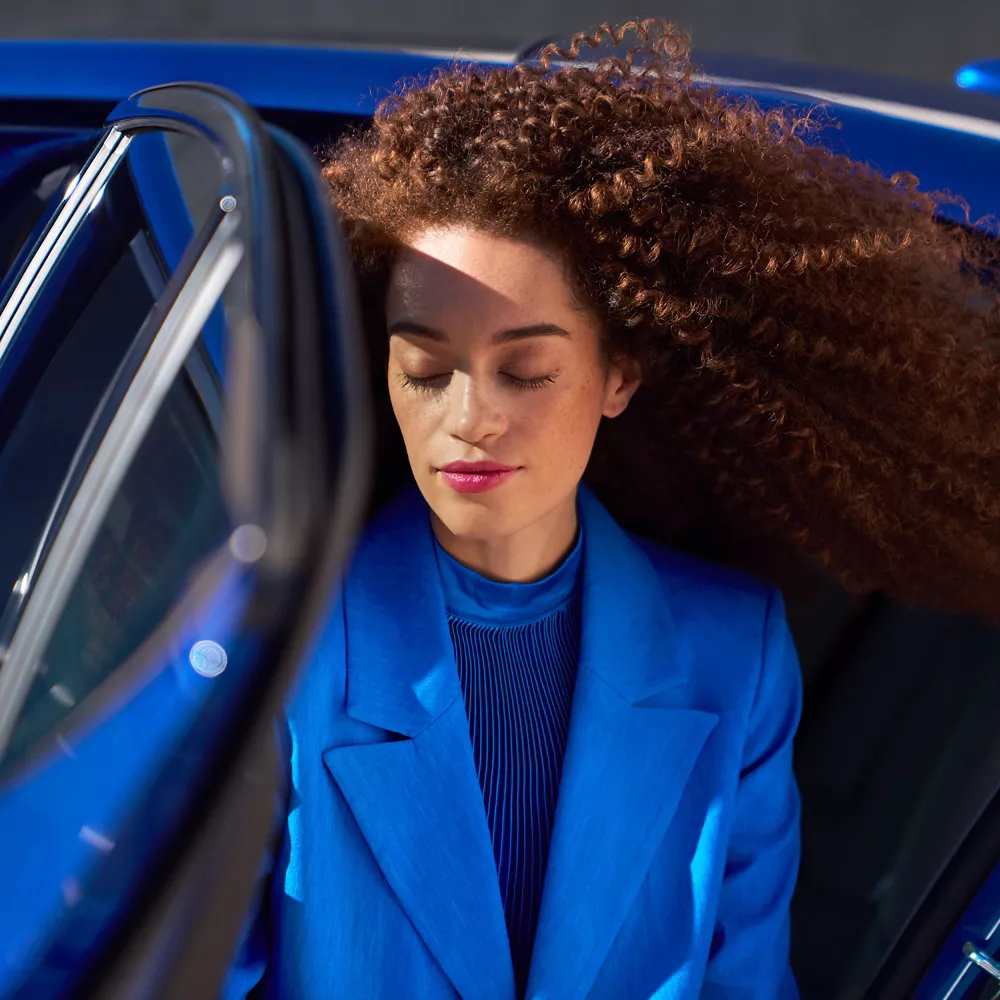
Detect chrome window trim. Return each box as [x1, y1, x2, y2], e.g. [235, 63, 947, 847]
[940, 958, 980, 999]
[0, 209, 244, 760]
[936, 914, 1000, 998]
[0, 128, 133, 365]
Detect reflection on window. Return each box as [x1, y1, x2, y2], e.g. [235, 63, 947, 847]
[0, 242, 156, 610]
[0, 148, 231, 765]
[5, 362, 228, 761]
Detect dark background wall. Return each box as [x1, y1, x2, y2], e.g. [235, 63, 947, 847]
[0, 0, 997, 88]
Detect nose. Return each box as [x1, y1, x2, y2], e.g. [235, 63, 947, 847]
[446, 371, 507, 443]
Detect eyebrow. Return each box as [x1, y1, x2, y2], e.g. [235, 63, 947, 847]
[387, 320, 571, 344]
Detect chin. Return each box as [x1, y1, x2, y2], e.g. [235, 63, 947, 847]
[437, 505, 516, 543]
[426, 488, 522, 542]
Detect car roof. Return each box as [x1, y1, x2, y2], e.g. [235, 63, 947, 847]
[0, 39, 513, 115]
[4, 38, 1000, 224]
[3, 37, 1000, 124]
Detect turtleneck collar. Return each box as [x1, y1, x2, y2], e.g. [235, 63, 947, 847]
[432, 516, 583, 627]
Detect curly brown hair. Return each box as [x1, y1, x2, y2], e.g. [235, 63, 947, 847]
[322, 19, 1000, 620]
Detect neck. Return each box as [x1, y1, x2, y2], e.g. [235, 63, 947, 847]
[431, 490, 579, 583]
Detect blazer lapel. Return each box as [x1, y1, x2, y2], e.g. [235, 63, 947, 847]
[322, 486, 516, 1000]
[527, 485, 719, 1000]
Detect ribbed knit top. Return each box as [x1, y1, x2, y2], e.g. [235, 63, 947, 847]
[433, 530, 583, 997]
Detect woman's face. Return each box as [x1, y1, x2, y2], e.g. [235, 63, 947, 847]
[385, 226, 638, 546]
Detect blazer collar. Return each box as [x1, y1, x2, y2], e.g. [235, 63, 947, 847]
[526, 483, 719, 999]
[328, 482, 718, 1000]
[575, 480, 694, 702]
[339, 483, 459, 737]
[326, 484, 515, 1000]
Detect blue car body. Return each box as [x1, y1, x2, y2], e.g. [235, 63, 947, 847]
[1, 39, 1000, 220]
[1, 37, 1000, 1000]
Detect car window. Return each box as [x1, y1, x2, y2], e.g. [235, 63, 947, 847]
[0, 235, 160, 629]
[2, 347, 227, 764]
[0, 129, 235, 772]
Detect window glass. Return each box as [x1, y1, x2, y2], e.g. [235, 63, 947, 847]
[0, 126, 230, 770]
[0, 237, 159, 627]
[4, 351, 228, 762]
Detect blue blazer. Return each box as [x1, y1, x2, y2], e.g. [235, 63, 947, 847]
[225, 483, 802, 1000]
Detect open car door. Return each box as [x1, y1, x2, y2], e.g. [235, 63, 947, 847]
[0, 84, 370, 999]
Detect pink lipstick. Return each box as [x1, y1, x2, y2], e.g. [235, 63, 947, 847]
[438, 461, 521, 494]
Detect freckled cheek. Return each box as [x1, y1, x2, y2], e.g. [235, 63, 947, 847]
[510, 388, 601, 457]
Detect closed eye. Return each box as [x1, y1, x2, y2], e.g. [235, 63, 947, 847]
[397, 371, 560, 393]
[397, 371, 450, 394]
[503, 372, 559, 390]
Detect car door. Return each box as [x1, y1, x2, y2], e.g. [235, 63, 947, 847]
[0, 83, 370, 999]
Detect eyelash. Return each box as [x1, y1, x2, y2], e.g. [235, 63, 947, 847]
[398, 372, 559, 394]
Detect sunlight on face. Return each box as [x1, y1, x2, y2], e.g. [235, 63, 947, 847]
[386, 226, 638, 555]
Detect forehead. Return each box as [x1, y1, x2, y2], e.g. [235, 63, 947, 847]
[387, 228, 578, 321]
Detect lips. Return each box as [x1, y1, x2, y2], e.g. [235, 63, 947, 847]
[441, 461, 519, 474]
[437, 460, 522, 494]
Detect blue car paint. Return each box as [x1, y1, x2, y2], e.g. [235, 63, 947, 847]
[0, 131, 90, 158]
[1, 38, 1000, 997]
[0, 39, 999, 221]
[0, 40, 507, 116]
[697, 49, 1000, 123]
[0, 40, 997, 222]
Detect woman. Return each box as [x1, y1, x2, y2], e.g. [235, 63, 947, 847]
[226, 20, 1000, 1000]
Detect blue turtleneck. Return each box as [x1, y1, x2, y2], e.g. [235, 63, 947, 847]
[433, 528, 583, 996]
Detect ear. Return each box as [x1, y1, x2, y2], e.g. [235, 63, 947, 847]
[601, 356, 642, 418]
